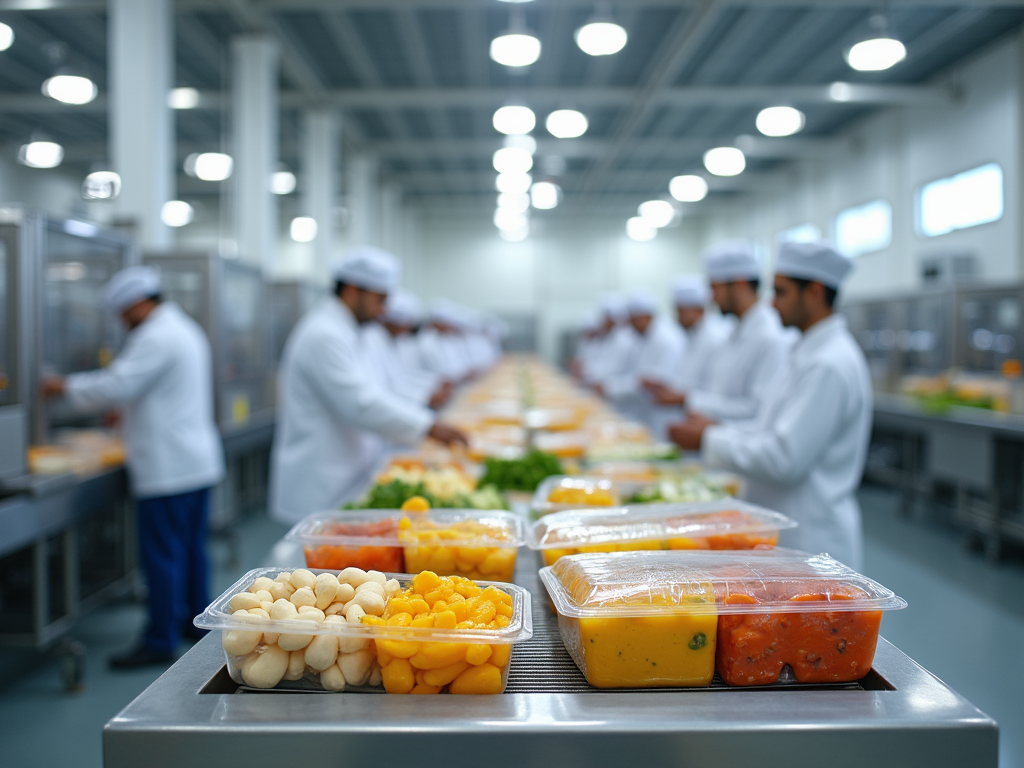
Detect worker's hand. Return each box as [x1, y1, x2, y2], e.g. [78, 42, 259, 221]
[428, 422, 469, 448]
[667, 413, 716, 451]
[429, 381, 454, 410]
[40, 376, 66, 399]
[641, 378, 686, 406]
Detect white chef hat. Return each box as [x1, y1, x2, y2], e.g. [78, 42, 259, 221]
[330, 246, 401, 293]
[599, 292, 628, 323]
[703, 240, 760, 283]
[103, 266, 161, 313]
[382, 289, 422, 326]
[672, 274, 710, 308]
[626, 289, 657, 317]
[429, 298, 463, 327]
[774, 240, 853, 289]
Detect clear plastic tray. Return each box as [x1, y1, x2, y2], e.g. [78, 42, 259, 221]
[531, 475, 621, 519]
[539, 549, 906, 688]
[527, 499, 797, 566]
[287, 510, 526, 581]
[197, 567, 533, 694]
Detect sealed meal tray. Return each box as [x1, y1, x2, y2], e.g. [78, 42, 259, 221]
[531, 475, 621, 520]
[287, 509, 526, 582]
[539, 549, 906, 689]
[196, 566, 533, 694]
[527, 499, 797, 566]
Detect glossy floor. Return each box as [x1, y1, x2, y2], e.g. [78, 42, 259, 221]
[0, 488, 1021, 768]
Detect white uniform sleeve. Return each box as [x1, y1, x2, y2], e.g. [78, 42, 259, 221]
[305, 333, 434, 446]
[686, 333, 789, 422]
[701, 365, 845, 485]
[64, 331, 169, 410]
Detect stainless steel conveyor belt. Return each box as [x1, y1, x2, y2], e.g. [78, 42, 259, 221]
[103, 551, 997, 767]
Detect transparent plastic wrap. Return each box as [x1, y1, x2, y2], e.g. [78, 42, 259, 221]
[287, 510, 526, 581]
[531, 475, 621, 519]
[196, 567, 533, 694]
[527, 499, 797, 566]
[539, 550, 906, 689]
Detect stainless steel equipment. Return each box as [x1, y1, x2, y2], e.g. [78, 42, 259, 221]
[843, 299, 902, 391]
[899, 288, 956, 376]
[143, 252, 272, 435]
[268, 279, 322, 367]
[103, 554, 998, 768]
[955, 285, 1024, 374]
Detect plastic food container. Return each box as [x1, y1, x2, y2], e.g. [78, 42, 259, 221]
[534, 430, 587, 458]
[527, 499, 797, 567]
[287, 510, 527, 582]
[196, 567, 533, 694]
[540, 550, 906, 689]
[619, 472, 745, 505]
[531, 475, 621, 520]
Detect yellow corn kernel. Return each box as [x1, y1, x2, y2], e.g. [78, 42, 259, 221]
[456, 547, 488, 564]
[472, 605, 496, 624]
[412, 570, 440, 594]
[432, 600, 448, 614]
[456, 581, 481, 598]
[449, 663, 503, 695]
[423, 590, 442, 606]
[495, 614, 511, 628]
[361, 615, 386, 627]
[387, 613, 413, 628]
[434, 610, 457, 629]
[410, 615, 435, 629]
[489, 644, 511, 669]
[409, 598, 430, 615]
[387, 599, 413, 617]
[376, 646, 394, 667]
[422, 660, 470, 687]
[381, 658, 415, 694]
[427, 548, 457, 574]
[409, 642, 468, 670]
[377, 639, 420, 659]
[449, 601, 469, 623]
[448, 592, 466, 604]
[495, 601, 513, 618]
[414, 669, 429, 686]
[398, 516, 412, 530]
[465, 644, 493, 666]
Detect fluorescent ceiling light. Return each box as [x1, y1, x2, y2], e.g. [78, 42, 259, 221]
[290, 216, 318, 242]
[755, 106, 805, 137]
[546, 109, 588, 139]
[82, 171, 121, 201]
[500, 225, 529, 242]
[530, 181, 561, 210]
[490, 33, 541, 67]
[494, 207, 528, 232]
[0, 23, 14, 51]
[638, 200, 675, 228]
[493, 146, 533, 174]
[703, 146, 745, 177]
[42, 74, 97, 105]
[185, 152, 233, 181]
[169, 87, 200, 109]
[496, 172, 533, 195]
[626, 217, 657, 242]
[271, 171, 297, 195]
[497, 192, 530, 213]
[575, 22, 627, 56]
[503, 134, 537, 154]
[669, 175, 708, 203]
[161, 200, 194, 227]
[493, 105, 536, 135]
[18, 141, 63, 168]
[846, 37, 906, 72]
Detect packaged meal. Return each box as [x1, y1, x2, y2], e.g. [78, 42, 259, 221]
[531, 475, 620, 519]
[539, 550, 906, 689]
[196, 566, 533, 694]
[527, 499, 797, 566]
[287, 509, 526, 582]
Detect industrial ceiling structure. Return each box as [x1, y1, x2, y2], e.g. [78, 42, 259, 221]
[0, 0, 1022, 223]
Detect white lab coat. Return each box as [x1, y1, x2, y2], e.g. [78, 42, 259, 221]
[604, 317, 686, 431]
[418, 328, 471, 381]
[360, 323, 439, 406]
[270, 300, 434, 523]
[65, 303, 224, 499]
[686, 301, 793, 423]
[586, 325, 638, 385]
[701, 315, 873, 569]
[673, 314, 733, 393]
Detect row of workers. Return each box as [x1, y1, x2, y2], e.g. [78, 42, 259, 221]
[573, 240, 872, 574]
[38, 249, 482, 667]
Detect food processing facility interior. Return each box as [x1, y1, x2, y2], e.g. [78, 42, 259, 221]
[1, 1, 1024, 767]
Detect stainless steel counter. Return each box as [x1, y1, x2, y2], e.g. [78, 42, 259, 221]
[104, 552, 997, 768]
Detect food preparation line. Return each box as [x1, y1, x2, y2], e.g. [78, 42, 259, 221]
[104, 551, 997, 768]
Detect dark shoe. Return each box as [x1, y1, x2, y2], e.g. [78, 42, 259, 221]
[109, 644, 174, 669]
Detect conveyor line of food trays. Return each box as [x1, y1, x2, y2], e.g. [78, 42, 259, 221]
[103, 551, 997, 768]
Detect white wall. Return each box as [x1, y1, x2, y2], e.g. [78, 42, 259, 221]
[691, 31, 1023, 300]
[0, 156, 89, 221]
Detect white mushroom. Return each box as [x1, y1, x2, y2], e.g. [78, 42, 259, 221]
[304, 634, 339, 671]
[241, 644, 289, 689]
[320, 663, 347, 692]
[338, 648, 376, 687]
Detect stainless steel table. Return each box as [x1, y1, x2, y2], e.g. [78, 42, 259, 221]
[104, 554, 997, 768]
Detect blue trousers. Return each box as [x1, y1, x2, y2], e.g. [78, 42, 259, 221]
[137, 488, 211, 654]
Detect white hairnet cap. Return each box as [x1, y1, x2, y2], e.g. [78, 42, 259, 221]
[775, 240, 853, 289]
[672, 275, 710, 307]
[103, 266, 161, 313]
[626, 289, 657, 317]
[330, 246, 401, 293]
[599, 292, 628, 323]
[429, 298, 463, 327]
[703, 240, 760, 283]
[382, 289, 422, 326]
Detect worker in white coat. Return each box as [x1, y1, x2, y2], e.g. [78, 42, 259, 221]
[270, 248, 467, 524]
[668, 242, 872, 569]
[648, 242, 792, 423]
[586, 293, 637, 389]
[418, 300, 474, 382]
[602, 289, 685, 433]
[41, 266, 224, 668]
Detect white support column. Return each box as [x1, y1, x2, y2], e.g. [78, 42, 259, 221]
[232, 35, 279, 272]
[347, 154, 380, 248]
[109, 0, 173, 251]
[302, 109, 340, 278]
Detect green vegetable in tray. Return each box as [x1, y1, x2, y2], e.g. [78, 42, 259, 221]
[477, 449, 563, 492]
[344, 478, 508, 511]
